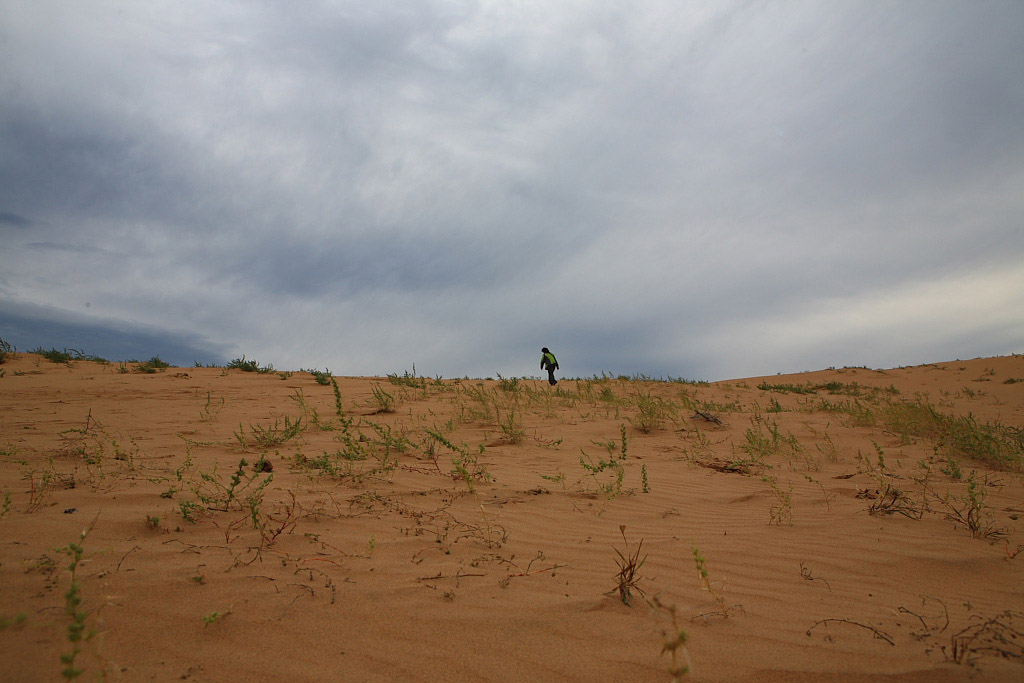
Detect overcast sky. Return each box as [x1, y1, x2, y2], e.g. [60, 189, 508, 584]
[2, 1, 1022, 380]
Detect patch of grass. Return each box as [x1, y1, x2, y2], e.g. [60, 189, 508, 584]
[758, 382, 816, 395]
[938, 472, 1004, 539]
[760, 381, 898, 399]
[880, 399, 1023, 471]
[496, 403, 525, 444]
[185, 458, 274, 513]
[227, 356, 274, 373]
[199, 392, 225, 422]
[496, 374, 520, 393]
[630, 392, 674, 433]
[579, 448, 625, 498]
[58, 412, 138, 469]
[308, 368, 332, 385]
[136, 356, 171, 373]
[739, 417, 801, 463]
[610, 525, 647, 606]
[34, 347, 80, 364]
[762, 474, 793, 525]
[369, 384, 396, 414]
[387, 366, 427, 389]
[241, 416, 304, 450]
[862, 444, 919, 519]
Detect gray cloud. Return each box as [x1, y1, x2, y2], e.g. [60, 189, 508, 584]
[0, 211, 32, 227]
[0, 300, 229, 366]
[1, 1, 1022, 379]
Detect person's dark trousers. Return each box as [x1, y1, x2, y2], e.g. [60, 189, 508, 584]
[547, 367, 557, 385]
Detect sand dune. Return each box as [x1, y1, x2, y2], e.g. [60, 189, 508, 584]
[1, 352, 1023, 681]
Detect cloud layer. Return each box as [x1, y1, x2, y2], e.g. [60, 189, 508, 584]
[2, 1, 1023, 378]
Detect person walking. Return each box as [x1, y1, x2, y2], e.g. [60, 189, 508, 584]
[541, 347, 559, 386]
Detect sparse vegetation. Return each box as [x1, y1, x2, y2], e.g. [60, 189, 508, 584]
[136, 356, 170, 373]
[228, 356, 274, 373]
[57, 520, 98, 680]
[0, 337, 14, 364]
[692, 544, 730, 618]
[610, 525, 646, 606]
[5, 345, 1024, 678]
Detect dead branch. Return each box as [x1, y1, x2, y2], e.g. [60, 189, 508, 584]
[807, 618, 895, 646]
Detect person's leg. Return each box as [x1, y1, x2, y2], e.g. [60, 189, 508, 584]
[548, 366, 557, 385]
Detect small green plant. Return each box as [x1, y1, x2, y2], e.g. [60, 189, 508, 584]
[497, 404, 525, 444]
[179, 500, 202, 522]
[939, 472, 1003, 539]
[57, 520, 98, 680]
[199, 392, 225, 422]
[939, 452, 963, 480]
[651, 597, 691, 680]
[610, 525, 647, 606]
[540, 471, 566, 488]
[863, 443, 919, 519]
[579, 448, 625, 498]
[762, 474, 793, 525]
[289, 389, 323, 428]
[0, 612, 28, 630]
[427, 427, 496, 544]
[692, 544, 729, 617]
[202, 610, 231, 628]
[331, 377, 343, 416]
[183, 458, 273, 514]
[369, 384, 396, 414]
[145, 515, 160, 530]
[641, 463, 650, 493]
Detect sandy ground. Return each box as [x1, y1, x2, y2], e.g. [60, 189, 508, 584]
[1, 352, 1023, 682]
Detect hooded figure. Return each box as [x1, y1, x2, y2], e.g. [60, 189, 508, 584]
[540, 347, 559, 386]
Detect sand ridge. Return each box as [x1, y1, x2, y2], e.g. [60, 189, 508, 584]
[1, 353, 1023, 681]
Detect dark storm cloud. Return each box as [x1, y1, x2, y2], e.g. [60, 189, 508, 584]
[0, 300, 229, 366]
[0, 211, 32, 227]
[1, 1, 1022, 378]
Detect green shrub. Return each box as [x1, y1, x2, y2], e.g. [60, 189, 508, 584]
[136, 356, 171, 373]
[228, 356, 274, 373]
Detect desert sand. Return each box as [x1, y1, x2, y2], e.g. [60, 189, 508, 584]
[1, 351, 1023, 682]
